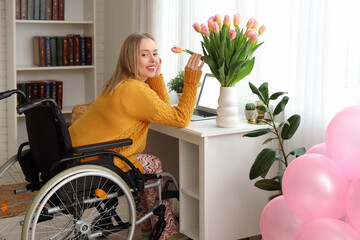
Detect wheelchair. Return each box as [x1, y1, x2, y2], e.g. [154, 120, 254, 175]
[0, 89, 179, 240]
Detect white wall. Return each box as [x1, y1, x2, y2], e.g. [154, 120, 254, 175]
[0, 0, 7, 164]
[103, 0, 133, 84]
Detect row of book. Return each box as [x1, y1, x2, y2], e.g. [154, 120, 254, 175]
[16, 0, 65, 20]
[33, 35, 92, 67]
[17, 80, 63, 109]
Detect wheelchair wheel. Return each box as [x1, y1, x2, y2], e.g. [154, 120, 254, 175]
[22, 165, 136, 240]
[0, 151, 36, 240]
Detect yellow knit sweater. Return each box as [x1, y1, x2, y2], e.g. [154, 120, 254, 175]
[69, 68, 202, 173]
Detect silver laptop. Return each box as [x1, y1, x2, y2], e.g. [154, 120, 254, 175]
[191, 73, 221, 121]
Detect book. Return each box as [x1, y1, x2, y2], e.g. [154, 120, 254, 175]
[20, 0, 27, 19]
[73, 35, 80, 65]
[27, 0, 34, 20]
[80, 37, 86, 65]
[33, 36, 40, 66]
[40, 0, 46, 20]
[32, 82, 40, 100]
[56, 36, 63, 66]
[38, 81, 45, 98]
[16, 0, 21, 20]
[50, 37, 57, 66]
[34, 0, 40, 20]
[56, 80, 63, 109]
[52, 0, 58, 20]
[45, 37, 51, 66]
[85, 37, 92, 65]
[33, 36, 46, 67]
[67, 35, 74, 65]
[58, 0, 64, 20]
[62, 37, 68, 66]
[45, 0, 52, 20]
[25, 82, 33, 100]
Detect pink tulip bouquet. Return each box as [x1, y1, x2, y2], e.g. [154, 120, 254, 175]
[172, 14, 265, 87]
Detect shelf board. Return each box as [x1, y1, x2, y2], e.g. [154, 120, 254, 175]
[17, 65, 94, 71]
[16, 20, 94, 24]
[181, 186, 199, 199]
[182, 227, 199, 240]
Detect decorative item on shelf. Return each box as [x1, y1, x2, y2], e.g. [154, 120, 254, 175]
[256, 100, 265, 119]
[167, 70, 185, 100]
[243, 82, 305, 192]
[245, 102, 257, 124]
[167, 70, 201, 100]
[171, 14, 265, 127]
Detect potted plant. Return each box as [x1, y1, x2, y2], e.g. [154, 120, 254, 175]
[171, 14, 266, 127]
[245, 102, 257, 123]
[167, 70, 185, 99]
[243, 82, 306, 193]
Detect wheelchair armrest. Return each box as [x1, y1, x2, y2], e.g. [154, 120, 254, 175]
[72, 138, 133, 154]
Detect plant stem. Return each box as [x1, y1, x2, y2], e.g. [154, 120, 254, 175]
[267, 104, 288, 167]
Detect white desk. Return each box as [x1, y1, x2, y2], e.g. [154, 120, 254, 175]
[146, 119, 275, 240]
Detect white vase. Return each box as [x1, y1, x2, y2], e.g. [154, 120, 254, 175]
[216, 87, 239, 128]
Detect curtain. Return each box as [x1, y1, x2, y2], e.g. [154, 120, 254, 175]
[132, 0, 360, 154]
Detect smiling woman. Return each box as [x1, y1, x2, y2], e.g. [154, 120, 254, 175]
[69, 32, 204, 239]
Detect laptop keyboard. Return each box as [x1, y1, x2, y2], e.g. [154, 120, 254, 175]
[193, 109, 217, 117]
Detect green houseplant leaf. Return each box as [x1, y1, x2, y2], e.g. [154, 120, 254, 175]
[249, 148, 277, 180]
[281, 114, 301, 140]
[243, 128, 272, 138]
[273, 96, 289, 116]
[254, 179, 281, 191]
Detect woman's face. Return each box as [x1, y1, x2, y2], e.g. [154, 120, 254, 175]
[137, 38, 159, 82]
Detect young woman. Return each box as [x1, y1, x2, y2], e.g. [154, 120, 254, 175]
[69, 32, 204, 239]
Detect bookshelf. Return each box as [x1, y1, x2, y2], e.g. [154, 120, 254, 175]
[5, 0, 97, 156]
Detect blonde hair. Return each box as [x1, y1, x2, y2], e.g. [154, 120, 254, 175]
[101, 33, 155, 95]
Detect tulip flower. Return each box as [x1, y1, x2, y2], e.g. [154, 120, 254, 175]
[233, 14, 240, 27]
[229, 29, 236, 40]
[223, 14, 231, 29]
[258, 24, 266, 35]
[208, 17, 214, 31]
[171, 45, 183, 53]
[192, 22, 201, 33]
[201, 23, 210, 36]
[246, 18, 256, 29]
[245, 28, 255, 38]
[212, 22, 220, 34]
[214, 14, 221, 25]
[252, 19, 258, 30]
[249, 33, 259, 43]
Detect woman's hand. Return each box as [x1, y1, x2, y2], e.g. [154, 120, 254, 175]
[186, 53, 205, 71]
[155, 57, 162, 77]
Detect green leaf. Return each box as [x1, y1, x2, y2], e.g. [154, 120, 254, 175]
[273, 96, 289, 116]
[269, 91, 288, 101]
[262, 137, 278, 145]
[281, 114, 301, 140]
[289, 147, 306, 157]
[243, 128, 272, 138]
[278, 120, 290, 129]
[249, 148, 277, 180]
[228, 58, 255, 86]
[248, 81, 266, 104]
[258, 82, 269, 104]
[254, 179, 281, 191]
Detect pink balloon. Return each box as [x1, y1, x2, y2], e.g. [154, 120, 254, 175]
[282, 154, 348, 222]
[260, 196, 304, 240]
[326, 105, 360, 180]
[306, 142, 328, 156]
[346, 176, 360, 233]
[295, 218, 360, 240]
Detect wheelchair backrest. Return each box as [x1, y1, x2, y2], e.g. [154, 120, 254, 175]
[24, 102, 72, 182]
